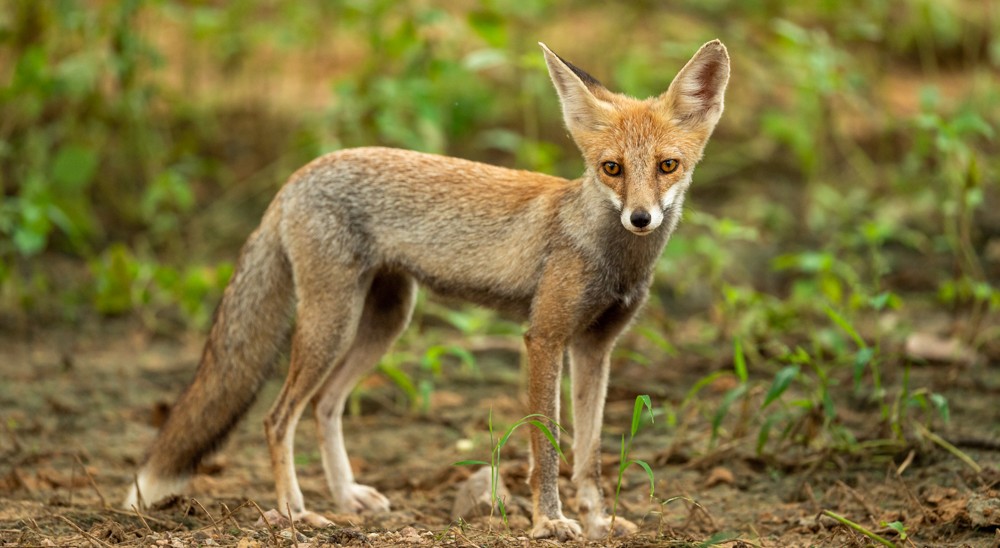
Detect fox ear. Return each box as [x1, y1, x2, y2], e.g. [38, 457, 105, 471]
[539, 43, 614, 139]
[661, 40, 730, 129]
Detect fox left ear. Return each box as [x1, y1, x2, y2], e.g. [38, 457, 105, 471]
[660, 40, 730, 130]
[539, 42, 614, 141]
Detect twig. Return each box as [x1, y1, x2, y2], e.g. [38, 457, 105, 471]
[132, 474, 145, 510]
[220, 501, 246, 535]
[69, 459, 77, 507]
[104, 506, 177, 527]
[822, 510, 895, 548]
[896, 449, 916, 476]
[249, 500, 281, 547]
[57, 515, 113, 548]
[677, 494, 717, 531]
[285, 503, 300, 547]
[914, 422, 983, 474]
[130, 504, 154, 535]
[75, 455, 107, 508]
[191, 498, 223, 535]
[191, 500, 251, 534]
[449, 525, 483, 548]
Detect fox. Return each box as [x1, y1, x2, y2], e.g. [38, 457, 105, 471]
[123, 40, 729, 540]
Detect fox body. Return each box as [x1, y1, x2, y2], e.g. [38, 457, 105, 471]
[124, 41, 729, 540]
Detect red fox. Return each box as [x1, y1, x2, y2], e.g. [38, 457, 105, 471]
[124, 40, 729, 540]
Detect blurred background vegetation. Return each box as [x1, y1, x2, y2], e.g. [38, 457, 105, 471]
[0, 1, 997, 450]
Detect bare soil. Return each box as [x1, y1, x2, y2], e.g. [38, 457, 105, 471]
[1, 317, 999, 548]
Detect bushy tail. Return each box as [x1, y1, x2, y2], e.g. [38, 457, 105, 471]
[125, 204, 294, 508]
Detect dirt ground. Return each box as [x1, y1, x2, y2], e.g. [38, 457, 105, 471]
[1, 318, 999, 547]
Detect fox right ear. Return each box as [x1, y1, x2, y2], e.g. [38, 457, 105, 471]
[539, 43, 614, 139]
[660, 40, 730, 130]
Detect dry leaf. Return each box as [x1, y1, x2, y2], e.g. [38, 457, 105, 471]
[704, 466, 735, 488]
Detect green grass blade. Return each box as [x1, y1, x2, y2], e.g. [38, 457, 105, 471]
[696, 531, 743, 547]
[631, 458, 655, 498]
[756, 414, 779, 454]
[631, 394, 653, 437]
[914, 421, 982, 473]
[733, 337, 748, 383]
[619, 433, 627, 470]
[929, 393, 950, 423]
[762, 365, 800, 409]
[452, 460, 490, 467]
[377, 363, 418, 403]
[822, 510, 895, 547]
[528, 420, 567, 463]
[853, 346, 874, 390]
[683, 371, 731, 408]
[711, 384, 748, 443]
[824, 305, 867, 349]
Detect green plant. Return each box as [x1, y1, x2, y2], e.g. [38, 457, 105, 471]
[609, 395, 656, 537]
[454, 410, 566, 527]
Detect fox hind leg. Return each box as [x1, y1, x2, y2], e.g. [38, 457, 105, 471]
[312, 270, 416, 513]
[263, 264, 371, 526]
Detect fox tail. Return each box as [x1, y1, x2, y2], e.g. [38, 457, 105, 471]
[123, 203, 294, 509]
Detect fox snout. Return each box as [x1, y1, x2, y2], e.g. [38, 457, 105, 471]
[630, 210, 651, 228]
[620, 206, 664, 235]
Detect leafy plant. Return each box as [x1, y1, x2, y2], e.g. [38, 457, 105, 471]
[454, 410, 567, 527]
[609, 395, 656, 536]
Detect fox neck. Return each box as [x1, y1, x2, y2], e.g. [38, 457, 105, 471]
[561, 176, 676, 300]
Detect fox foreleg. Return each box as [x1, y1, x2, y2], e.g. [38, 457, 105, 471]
[569, 297, 646, 539]
[524, 254, 589, 540]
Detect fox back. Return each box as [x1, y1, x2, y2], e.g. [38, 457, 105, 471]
[275, 41, 728, 320]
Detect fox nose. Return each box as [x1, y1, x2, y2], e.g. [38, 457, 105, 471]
[630, 210, 652, 228]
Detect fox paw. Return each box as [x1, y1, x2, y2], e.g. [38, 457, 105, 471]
[584, 514, 638, 539]
[337, 483, 390, 513]
[530, 516, 582, 540]
[256, 508, 333, 529]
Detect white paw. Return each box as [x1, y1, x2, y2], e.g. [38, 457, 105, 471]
[255, 508, 333, 528]
[337, 483, 390, 513]
[530, 516, 582, 540]
[584, 514, 638, 539]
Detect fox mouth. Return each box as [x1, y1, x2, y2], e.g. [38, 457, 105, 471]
[626, 226, 655, 236]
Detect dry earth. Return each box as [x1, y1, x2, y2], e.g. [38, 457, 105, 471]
[2, 320, 999, 547]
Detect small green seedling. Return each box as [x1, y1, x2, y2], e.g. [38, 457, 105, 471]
[609, 394, 656, 537]
[454, 409, 567, 527]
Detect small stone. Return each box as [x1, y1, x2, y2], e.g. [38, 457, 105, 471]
[236, 538, 261, 548]
[399, 526, 423, 543]
[968, 493, 1000, 527]
[451, 467, 513, 520]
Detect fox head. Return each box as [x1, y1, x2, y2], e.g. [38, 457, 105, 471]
[540, 41, 729, 236]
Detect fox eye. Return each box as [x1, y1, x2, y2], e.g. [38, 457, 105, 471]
[601, 161, 622, 176]
[659, 159, 680, 174]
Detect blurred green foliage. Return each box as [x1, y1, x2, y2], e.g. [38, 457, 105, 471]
[1, 0, 997, 453]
